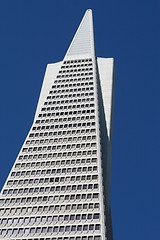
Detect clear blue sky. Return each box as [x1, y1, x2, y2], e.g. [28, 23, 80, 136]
[0, 1, 160, 239]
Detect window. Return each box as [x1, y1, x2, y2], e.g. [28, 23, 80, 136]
[83, 225, 88, 231]
[95, 224, 100, 230]
[89, 225, 94, 230]
[77, 225, 82, 231]
[65, 226, 70, 232]
[71, 225, 76, 231]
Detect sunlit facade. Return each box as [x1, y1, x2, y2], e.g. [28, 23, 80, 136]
[0, 9, 114, 240]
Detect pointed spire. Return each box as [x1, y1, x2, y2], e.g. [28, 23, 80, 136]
[64, 9, 95, 60]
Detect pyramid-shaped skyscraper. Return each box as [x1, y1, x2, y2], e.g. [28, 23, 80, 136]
[0, 9, 114, 240]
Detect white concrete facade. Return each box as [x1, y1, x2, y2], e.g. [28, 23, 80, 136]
[0, 9, 114, 240]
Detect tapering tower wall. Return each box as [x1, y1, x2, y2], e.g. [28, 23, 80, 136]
[0, 9, 114, 240]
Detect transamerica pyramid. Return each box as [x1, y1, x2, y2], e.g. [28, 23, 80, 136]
[0, 9, 114, 240]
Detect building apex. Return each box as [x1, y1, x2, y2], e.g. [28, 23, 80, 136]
[64, 9, 95, 60]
